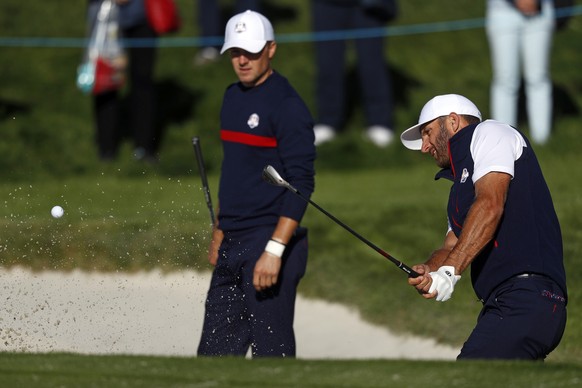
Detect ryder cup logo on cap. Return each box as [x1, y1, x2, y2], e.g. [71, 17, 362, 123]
[400, 94, 482, 150]
[235, 21, 247, 33]
[221, 10, 275, 54]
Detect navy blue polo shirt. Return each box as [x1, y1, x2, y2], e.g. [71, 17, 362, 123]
[436, 122, 567, 301]
[217, 71, 316, 232]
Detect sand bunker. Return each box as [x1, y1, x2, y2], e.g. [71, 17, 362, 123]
[0, 267, 459, 359]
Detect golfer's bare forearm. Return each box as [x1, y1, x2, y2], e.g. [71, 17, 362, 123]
[444, 173, 510, 273]
[271, 216, 299, 245]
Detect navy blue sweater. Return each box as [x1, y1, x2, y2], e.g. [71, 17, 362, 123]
[436, 123, 567, 301]
[218, 71, 316, 232]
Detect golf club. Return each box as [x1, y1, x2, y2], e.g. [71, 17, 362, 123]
[262, 165, 419, 278]
[192, 136, 216, 228]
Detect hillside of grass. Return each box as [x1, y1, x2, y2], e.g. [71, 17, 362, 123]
[2, 0, 579, 178]
[1, 0, 581, 368]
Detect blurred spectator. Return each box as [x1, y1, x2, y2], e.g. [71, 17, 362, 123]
[87, 0, 159, 162]
[312, 0, 397, 147]
[194, 0, 261, 65]
[486, 0, 556, 145]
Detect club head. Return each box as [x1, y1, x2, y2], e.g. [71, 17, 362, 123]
[262, 165, 288, 187]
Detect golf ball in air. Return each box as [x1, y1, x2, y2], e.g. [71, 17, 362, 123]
[51, 206, 64, 218]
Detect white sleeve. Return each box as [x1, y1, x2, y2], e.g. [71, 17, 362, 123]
[470, 120, 527, 183]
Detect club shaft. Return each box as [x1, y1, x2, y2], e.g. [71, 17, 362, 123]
[293, 189, 419, 278]
[192, 137, 216, 228]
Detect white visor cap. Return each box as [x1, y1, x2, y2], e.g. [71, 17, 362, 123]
[400, 94, 482, 150]
[221, 10, 274, 54]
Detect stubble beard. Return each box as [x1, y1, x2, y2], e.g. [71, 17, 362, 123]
[434, 119, 451, 169]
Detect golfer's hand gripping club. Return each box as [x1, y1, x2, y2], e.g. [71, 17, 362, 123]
[262, 165, 419, 278]
[428, 265, 461, 302]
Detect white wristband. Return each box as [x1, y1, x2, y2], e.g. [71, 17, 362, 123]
[265, 239, 286, 257]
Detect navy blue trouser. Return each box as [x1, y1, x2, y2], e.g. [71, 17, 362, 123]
[458, 275, 567, 360]
[198, 0, 260, 44]
[197, 226, 308, 357]
[312, 0, 394, 129]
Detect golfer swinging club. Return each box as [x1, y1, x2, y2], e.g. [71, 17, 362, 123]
[400, 94, 567, 360]
[197, 10, 316, 357]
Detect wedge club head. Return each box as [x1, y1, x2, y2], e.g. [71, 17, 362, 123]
[262, 165, 297, 193]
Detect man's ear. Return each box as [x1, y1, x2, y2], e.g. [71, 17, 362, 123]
[267, 41, 277, 59]
[448, 113, 462, 133]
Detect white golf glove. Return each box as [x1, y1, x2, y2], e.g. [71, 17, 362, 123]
[428, 266, 461, 302]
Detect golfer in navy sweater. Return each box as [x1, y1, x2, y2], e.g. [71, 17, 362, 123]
[197, 10, 316, 357]
[401, 94, 567, 360]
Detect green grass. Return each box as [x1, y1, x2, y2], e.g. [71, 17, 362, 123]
[0, 149, 580, 363]
[2, 0, 580, 179]
[0, 353, 581, 388]
[1, 0, 582, 384]
[0, 172, 209, 272]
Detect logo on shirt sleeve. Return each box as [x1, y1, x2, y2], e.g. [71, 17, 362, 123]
[460, 168, 470, 183]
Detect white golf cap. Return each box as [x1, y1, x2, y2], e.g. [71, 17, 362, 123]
[220, 10, 274, 54]
[400, 94, 482, 150]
